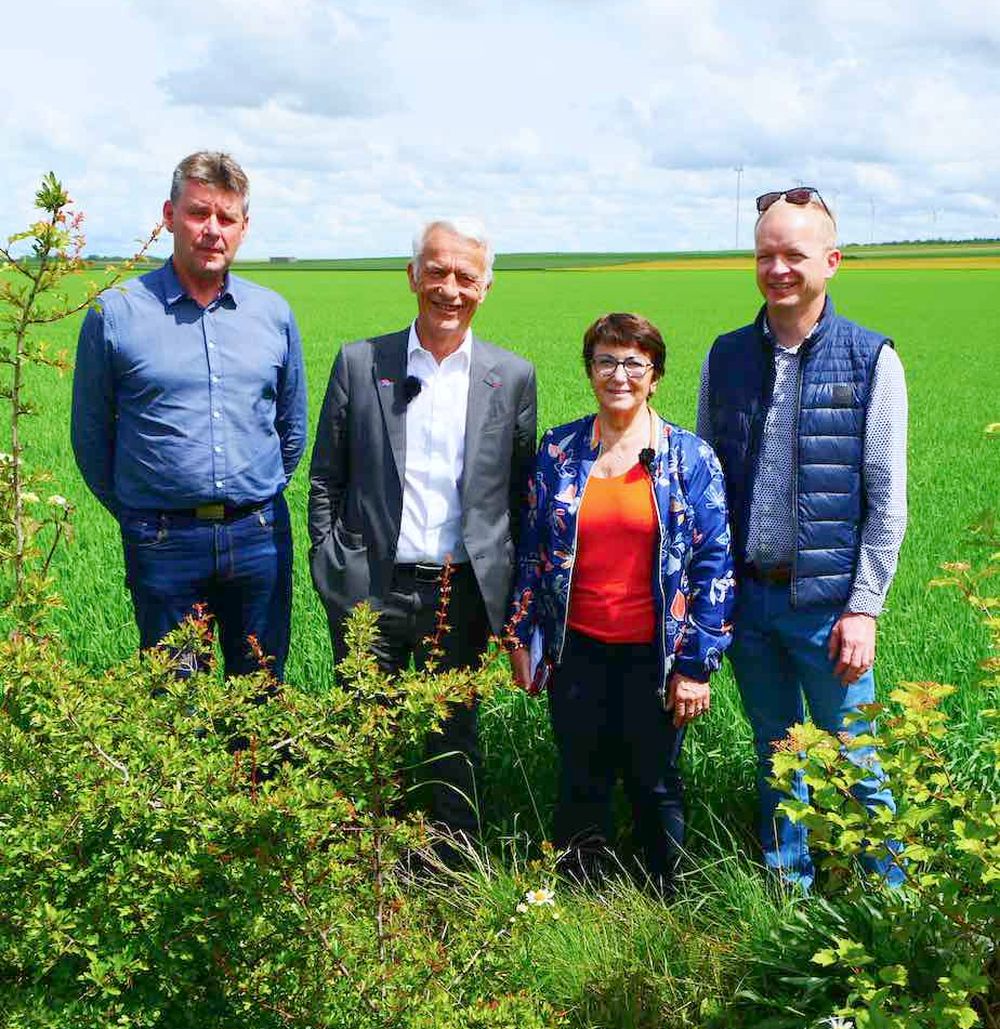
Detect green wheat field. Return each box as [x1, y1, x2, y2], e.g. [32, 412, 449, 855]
[7, 257, 999, 1025]
[26, 260, 999, 847]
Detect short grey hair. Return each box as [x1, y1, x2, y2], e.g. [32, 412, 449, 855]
[170, 151, 250, 216]
[411, 217, 495, 286]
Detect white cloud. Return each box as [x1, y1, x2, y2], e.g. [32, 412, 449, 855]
[157, 5, 398, 117]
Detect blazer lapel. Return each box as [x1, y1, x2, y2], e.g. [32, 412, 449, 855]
[462, 337, 500, 502]
[372, 331, 409, 487]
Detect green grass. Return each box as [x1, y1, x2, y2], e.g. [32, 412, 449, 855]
[9, 263, 999, 1024]
[231, 251, 755, 272]
[218, 238, 1000, 272]
[412, 822, 792, 1029]
[26, 264, 1000, 776]
[841, 240, 1000, 259]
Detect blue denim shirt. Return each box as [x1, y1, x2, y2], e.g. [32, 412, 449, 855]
[71, 260, 307, 514]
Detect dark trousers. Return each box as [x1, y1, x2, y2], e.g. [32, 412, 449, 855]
[548, 629, 686, 887]
[332, 562, 490, 838]
[120, 494, 292, 680]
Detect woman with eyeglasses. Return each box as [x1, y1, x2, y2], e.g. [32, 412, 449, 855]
[508, 312, 735, 892]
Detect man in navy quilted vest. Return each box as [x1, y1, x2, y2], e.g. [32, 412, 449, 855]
[696, 188, 908, 890]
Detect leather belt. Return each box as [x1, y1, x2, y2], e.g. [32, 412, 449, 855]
[741, 562, 792, 586]
[393, 561, 470, 585]
[170, 499, 270, 521]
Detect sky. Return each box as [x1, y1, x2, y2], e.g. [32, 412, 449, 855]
[3, 0, 999, 259]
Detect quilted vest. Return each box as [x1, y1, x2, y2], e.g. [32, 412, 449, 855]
[706, 299, 890, 608]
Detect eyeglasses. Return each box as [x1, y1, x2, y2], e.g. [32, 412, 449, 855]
[420, 262, 486, 293]
[590, 355, 654, 380]
[756, 187, 832, 218]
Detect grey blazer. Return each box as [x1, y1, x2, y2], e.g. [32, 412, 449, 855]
[307, 329, 537, 633]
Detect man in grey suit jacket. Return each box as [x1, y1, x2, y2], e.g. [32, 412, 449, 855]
[308, 218, 537, 841]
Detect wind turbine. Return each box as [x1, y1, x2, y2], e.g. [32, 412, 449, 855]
[734, 165, 744, 250]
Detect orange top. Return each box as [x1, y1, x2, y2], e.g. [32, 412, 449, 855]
[567, 464, 658, 644]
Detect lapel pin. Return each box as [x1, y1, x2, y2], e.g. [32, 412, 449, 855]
[378, 377, 393, 387]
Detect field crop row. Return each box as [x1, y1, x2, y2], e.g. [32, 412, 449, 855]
[24, 265, 1000, 845]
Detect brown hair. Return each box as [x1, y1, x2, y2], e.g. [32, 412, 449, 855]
[170, 152, 250, 215]
[582, 312, 666, 379]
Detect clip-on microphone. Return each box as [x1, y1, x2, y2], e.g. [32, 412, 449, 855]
[638, 408, 657, 476]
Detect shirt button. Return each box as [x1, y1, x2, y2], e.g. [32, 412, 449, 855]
[215, 480, 223, 489]
[212, 375, 220, 384]
[213, 411, 220, 419]
[207, 341, 216, 349]
[214, 445, 223, 454]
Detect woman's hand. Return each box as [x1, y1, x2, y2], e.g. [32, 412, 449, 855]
[664, 673, 710, 727]
[509, 646, 533, 693]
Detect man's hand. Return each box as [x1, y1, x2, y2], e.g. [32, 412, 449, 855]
[509, 646, 533, 693]
[828, 612, 877, 685]
[664, 672, 710, 727]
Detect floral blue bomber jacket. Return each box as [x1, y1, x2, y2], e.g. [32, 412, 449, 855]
[511, 413, 735, 690]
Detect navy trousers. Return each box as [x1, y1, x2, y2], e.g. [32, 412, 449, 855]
[548, 628, 686, 888]
[119, 494, 293, 680]
[331, 562, 490, 840]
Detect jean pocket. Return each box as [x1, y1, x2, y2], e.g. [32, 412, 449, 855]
[253, 500, 291, 535]
[121, 514, 168, 548]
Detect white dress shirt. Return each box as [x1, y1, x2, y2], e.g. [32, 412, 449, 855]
[396, 321, 472, 564]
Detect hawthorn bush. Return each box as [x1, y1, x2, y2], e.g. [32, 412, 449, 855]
[0, 604, 563, 1028]
[726, 544, 1000, 1029]
[0, 174, 561, 1029]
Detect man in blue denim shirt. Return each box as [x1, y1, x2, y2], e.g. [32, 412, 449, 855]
[71, 152, 307, 679]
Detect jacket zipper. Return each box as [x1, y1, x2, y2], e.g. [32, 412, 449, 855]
[789, 352, 805, 608]
[743, 333, 776, 568]
[648, 460, 670, 703]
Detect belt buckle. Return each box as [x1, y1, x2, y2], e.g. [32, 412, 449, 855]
[761, 564, 791, 585]
[195, 503, 226, 520]
[414, 562, 443, 583]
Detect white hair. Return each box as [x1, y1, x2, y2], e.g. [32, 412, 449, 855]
[411, 217, 495, 285]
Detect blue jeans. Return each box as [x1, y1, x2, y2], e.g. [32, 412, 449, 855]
[119, 494, 292, 679]
[730, 579, 903, 890]
[548, 629, 685, 889]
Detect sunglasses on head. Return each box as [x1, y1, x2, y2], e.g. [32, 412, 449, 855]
[756, 187, 832, 218]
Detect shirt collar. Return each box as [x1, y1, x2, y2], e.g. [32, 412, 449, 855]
[762, 313, 820, 355]
[159, 258, 240, 308]
[407, 320, 473, 365]
[219, 273, 241, 305]
[760, 295, 834, 353]
[159, 259, 187, 306]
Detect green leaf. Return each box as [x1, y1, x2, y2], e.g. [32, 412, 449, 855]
[812, 948, 838, 967]
[877, 964, 908, 986]
[34, 172, 69, 214]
